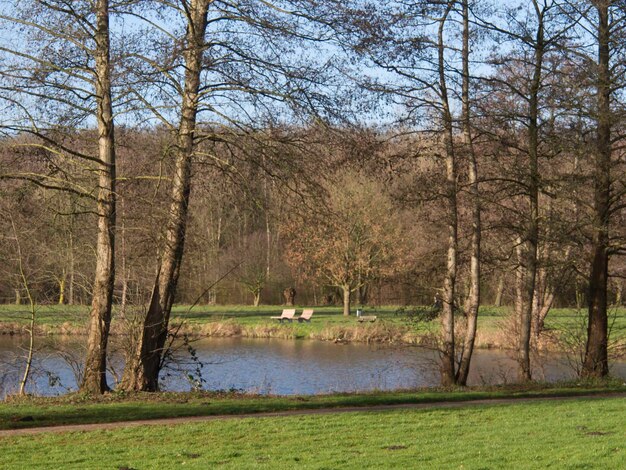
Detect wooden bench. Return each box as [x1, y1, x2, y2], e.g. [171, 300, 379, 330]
[270, 309, 296, 323]
[296, 309, 314, 323]
[357, 315, 377, 323]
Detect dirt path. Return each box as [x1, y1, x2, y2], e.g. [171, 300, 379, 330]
[1, 392, 624, 438]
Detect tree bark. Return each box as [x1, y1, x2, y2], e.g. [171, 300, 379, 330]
[516, 1, 544, 382]
[583, 1, 611, 378]
[494, 277, 504, 307]
[283, 287, 296, 306]
[121, 0, 210, 391]
[81, 0, 117, 394]
[342, 285, 351, 316]
[68, 207, 76, 306]
[437, 2, 457, 387]
[11, 217, 36, 395]
[514, 236, 528, 361]
[456, 0, 480, 386]
[532, 267, 556, 338]
[58, 276, 65, 305]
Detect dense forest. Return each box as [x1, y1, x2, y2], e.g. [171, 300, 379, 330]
[0, 0, 625, 391]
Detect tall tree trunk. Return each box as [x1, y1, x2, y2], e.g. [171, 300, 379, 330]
[531, 244, 570, 338]
[264, 169, 272, 281]
[494, 276, 504, 307]
[119, 202, 128, 318]
[358, 284, 369, 305]
[58, 276, 65, 305]
[437, 2, 457, 387]
[342, 285, 351, 316]
[457, 0, 480, 386]
[10, 218, 36, 395]
[514, 236, 525, 367]
[536, 290, 555, 337]
[121, 0, 210, 391]
[67, 195, 76, 306]
[517, 2, 544, 382]
[583, 2, 610, 378]
[576, 284, 584, 310]
[81, 0, 116, 394]
[19, 294, 35, 395]
[355, 272, 363, 305]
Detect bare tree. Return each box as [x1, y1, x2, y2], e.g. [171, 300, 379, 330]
[284, 171, 411, 317]
[82, 0, 118, 393]
[0, 0, 123, 393]
[456, 0, 481, 386]
[577, 0, 623, 378]
[120, 0, 338, 391]
[477, 0, 576, 381]
[4, 214, 37, 395]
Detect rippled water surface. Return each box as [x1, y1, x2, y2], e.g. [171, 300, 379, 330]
[1, 336, 624, 396]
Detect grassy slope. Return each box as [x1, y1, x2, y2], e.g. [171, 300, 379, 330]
[0, 396, 624, 469]
[1, 304, 625, 340]
[1, 382, 625, 431]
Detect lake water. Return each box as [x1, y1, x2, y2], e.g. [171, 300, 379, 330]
[1, 336, 625, 397]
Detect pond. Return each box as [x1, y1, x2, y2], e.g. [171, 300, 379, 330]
[1, 336, 625, 397]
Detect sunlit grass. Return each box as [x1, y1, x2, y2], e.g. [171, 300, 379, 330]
[1, 381, 624, 431]
[0, 304, 624, 344]
[1, 395, 624, 469]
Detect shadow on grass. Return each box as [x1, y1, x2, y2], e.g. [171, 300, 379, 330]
[1, 380, 625, 431]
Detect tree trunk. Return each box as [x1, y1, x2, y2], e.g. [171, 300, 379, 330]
[494, 277, 504, 307]
[119, 203, 128, 318]
[437, 2, 457, 387]
[514, 237, 527, 375]
[120, 0, 210, 392]
[283, 287, 296, 306]
[359, 284, 369, 305]
[265, 181, 271, 281]
[68, 229, 75, 306]
[81, 0, 116, 394]
[11, 218, 35, 395]
[532, 267, 556, 338]
[253, 290, 261, 307]
[517, 2, 544, 382]
[342, 285, 351, 316]
[457, 0, 480, 386]
[19, 297, 35, 395]
[576, 284, 584, 310]
[583, 2, 611, 379]
[58, 276, 65, 305]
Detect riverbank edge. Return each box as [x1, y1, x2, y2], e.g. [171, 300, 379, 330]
[2, 381, 625, 432]
[4, 318, 624, 355]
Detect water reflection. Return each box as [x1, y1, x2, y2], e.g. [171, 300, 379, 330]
[1, 336, 624, 397]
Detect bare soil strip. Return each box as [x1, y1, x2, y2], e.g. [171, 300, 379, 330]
[1, 392, 625, 438]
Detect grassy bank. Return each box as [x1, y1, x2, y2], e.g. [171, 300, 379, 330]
[1, 381, 625, 431]
[1, 391, 624, 468]
[1, 304, 625, 352]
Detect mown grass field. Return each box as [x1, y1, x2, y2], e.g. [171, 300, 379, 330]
[2, 382, 625, 431]
[1, 304, 625, 349]
[1, 395, 624, 469]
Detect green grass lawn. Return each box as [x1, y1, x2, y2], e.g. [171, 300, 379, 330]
[1, 382, 625, 431]
[1, 395, 624, 469]
[1, 304, 625, 347]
